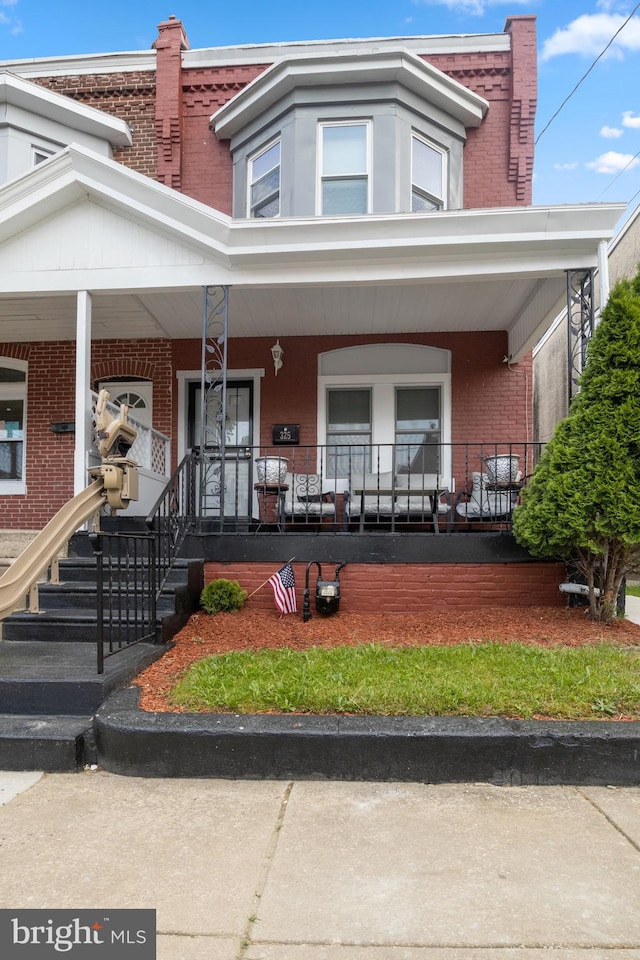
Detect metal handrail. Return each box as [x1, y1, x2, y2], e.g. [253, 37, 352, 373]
[145, 450, 197, 593]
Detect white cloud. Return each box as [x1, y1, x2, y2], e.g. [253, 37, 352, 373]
[586, 151, 640, 174]
[411, 0, 530, 16]
[623, 110, 640, 128]
[601, 125, 624, 138]
[554, 161, 579, 170]
[541, 13, 640, 60]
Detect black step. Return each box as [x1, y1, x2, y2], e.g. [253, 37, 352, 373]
[0, 640, 168, 716]
[0, 715, 93, 771]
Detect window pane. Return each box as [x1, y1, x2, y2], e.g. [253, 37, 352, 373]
[0, 398, 24, 481]
[252, 142, 280, 181]
[251, 167, 280, 208]
[396, 387, 440, 474]
[0, 366, 26, 383]
[322, 125, 367, 176]
[396, 388, 439, 431]
[322, 178, 368, 215]
[412, 137, 443, 198]
[253, 195, 280, 218]
[328, 389, 371, 431]
[412, 191, 440, 213]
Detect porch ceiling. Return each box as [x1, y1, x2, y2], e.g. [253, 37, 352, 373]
[0, 274, 566, 360]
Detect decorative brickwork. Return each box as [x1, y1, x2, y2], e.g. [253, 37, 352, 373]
[33, 73, 157, 178]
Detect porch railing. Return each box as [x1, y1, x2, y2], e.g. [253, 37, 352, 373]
[193, 441, 542, 532]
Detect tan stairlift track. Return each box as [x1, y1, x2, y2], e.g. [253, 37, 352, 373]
[0, 478, 106, 620]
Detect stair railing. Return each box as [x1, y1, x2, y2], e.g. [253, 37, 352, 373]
[145, 450, 198, 596]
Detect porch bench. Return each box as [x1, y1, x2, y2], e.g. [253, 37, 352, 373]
[344, 472, 452, 532]
[282, 472, 336, 524]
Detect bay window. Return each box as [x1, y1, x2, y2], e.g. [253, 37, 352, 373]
[319, 122, 370, 215]
[249, 139, 280, 218]
[411, 133, 445, 212]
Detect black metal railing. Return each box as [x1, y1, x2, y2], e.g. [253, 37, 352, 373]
[92, 531, 158, 674]
[92, 454, 198, 673]
[146, 451, 198, 592]
[191, 441, 542, 533]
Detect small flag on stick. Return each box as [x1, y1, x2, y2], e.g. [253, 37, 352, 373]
[268, 562, 297, 615]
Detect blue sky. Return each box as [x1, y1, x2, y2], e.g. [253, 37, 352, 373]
[1, 0, 639, 218]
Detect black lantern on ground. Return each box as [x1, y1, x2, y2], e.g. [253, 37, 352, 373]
[303, 561, 346, 622]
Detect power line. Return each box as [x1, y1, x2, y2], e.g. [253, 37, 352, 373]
[535, 2, 640, 145]
[598, 148, 640, 198]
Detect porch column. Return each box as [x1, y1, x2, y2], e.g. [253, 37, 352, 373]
[596, 239, 610, 327]
[73, 290, 92, 496]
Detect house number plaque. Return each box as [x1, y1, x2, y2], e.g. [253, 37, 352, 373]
[272, 424, 299, 445]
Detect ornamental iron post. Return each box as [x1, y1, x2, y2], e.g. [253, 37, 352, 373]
[199, 285, 229, 527]
[566, 268, 594, 405]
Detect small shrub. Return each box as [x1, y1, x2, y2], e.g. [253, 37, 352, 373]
[200, 578, 248, 614]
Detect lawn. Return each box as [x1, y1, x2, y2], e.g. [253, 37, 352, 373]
[168, 641, 640, 720]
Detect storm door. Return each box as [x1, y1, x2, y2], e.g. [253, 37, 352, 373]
[188, 380, 254, 518]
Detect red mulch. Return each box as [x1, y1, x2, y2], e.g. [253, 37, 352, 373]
[134, 607, 640, 713]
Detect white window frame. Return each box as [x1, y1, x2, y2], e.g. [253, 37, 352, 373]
[32, 145, 56, 166]
[318, 372, 452, 479]
[411, 132, 447, 212]
[317, 120, 372, 216]
[247, 138, 281, 218]
[0, 357, 27, 495]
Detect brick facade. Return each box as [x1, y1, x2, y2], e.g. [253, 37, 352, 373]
[204, 561, 566, 612]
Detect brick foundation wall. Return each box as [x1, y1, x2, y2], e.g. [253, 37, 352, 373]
[204, 561, 566, 612]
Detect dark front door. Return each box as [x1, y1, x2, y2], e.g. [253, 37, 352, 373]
[188, 380, 254, 518]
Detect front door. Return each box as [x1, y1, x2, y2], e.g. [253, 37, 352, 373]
[188, 380, 254, 517]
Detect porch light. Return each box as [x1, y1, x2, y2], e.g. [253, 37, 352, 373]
[271, 339, 284, 376]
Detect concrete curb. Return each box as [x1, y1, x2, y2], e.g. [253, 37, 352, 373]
[95, 687, 640, 785]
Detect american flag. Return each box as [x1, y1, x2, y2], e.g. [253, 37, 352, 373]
[268, 563, 297, 615]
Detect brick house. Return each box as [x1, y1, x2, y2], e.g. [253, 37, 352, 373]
[0, 14, 624, 611]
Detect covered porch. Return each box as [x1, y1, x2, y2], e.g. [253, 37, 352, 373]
[0, 145, 625, 542]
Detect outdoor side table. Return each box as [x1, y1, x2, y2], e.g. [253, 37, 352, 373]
[254, 482, 288, 531]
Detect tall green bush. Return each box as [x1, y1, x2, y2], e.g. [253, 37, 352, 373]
[513, 267, 640, 622]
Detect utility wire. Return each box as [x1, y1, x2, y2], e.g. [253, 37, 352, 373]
[535, 2, 640, 145]
[598, 148, 640, 198]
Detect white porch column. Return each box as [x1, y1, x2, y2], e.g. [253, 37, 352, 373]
[73, 290, 92, 496]
[596, 239, 610, 327]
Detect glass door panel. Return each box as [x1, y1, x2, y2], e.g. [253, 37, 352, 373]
[395, 387, 441, 475]
[189, 381, 253, 518]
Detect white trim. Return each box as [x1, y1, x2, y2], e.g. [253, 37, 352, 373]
[73, 291, 92, 496]
[317, 120, 371, 216]
[248, 137, 281, 219]
[411, 131, 447, 211]
[176, 368, 265, 463]
[318, 371, 452, 477]
[212, 48, 489, 140]
[0, 72, 132, 147]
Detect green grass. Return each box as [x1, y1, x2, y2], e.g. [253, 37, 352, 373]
[627, 583, 640, 597]
[168, 642, 640, 720]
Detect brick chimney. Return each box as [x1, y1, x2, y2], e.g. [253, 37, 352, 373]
[154, 16, 190, 191]
[504, 15, 537, 205]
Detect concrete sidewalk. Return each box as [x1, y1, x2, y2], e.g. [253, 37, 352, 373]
[1, 772, 640, 959]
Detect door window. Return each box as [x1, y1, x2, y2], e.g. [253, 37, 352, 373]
[395, 386, 441, 474]
[326, 388, 371, 476]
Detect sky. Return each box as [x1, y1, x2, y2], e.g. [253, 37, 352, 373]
[1, 0, 639, 222]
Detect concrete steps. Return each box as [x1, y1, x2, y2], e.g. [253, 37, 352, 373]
[0, 544, 203, 771]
